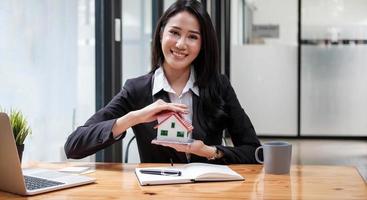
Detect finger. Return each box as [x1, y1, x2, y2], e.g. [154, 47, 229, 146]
[153, 100, 187, 110]
[171, 145, 186, 152]
[155, 99, 166, 105]
[160, 104, 189, 114]
[171, 105, 189, 114]
[185, 144, 191, 153]
[154, 142, 184, 150]
[171, 105, 189, 113]
[151, 140, 169, 146]
[173, 144, 189, 152]
[170, 103, 188, 108]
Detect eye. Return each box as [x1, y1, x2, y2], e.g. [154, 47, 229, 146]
[188, 35, 199, 40]
[169, 30, 179, 36]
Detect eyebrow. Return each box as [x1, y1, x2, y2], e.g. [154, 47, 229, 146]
[169, 26, 201, 35]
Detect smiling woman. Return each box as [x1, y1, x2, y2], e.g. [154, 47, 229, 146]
[65, 0, 262, 164]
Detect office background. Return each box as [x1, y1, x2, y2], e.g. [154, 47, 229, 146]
[0, 0, 366, 165]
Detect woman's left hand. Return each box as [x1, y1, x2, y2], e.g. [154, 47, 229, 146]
[151, 139, 215, 158]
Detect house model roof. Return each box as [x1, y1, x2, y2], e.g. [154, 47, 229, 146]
[154, 111, 193, 132]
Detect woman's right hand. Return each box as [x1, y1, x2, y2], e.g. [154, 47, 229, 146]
[131, 99, 189, 124]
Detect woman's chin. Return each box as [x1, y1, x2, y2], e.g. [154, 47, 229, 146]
[165, 60, 191, 69]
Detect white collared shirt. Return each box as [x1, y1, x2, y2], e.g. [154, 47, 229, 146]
[152, 67, 199, 124]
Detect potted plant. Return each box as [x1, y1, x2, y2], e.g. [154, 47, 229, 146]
[1, 108, 32, 162]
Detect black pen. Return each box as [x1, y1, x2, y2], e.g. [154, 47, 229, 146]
[139, 169, 181, 176]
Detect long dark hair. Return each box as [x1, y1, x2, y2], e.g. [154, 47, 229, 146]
[151, 0, 228, 132]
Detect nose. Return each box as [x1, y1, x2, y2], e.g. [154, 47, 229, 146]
[176, 37, 187, 50]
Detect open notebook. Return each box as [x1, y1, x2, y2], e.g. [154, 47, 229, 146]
[0, 113, 96, 196]
[135, 163, 244, 186]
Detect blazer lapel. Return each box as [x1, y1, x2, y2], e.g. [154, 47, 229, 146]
[153, 90, 170, 103]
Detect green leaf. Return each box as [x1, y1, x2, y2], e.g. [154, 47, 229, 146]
[1, 108, 32, 145]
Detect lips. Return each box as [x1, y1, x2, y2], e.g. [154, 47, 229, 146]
[171, 49, 187, 59]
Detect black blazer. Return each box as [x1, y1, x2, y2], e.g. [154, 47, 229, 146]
[64, 72, 261, 164]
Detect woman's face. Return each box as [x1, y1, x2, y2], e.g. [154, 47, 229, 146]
[161, 11, 202, 72]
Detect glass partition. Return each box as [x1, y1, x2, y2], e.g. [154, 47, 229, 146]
[121, 0, 152, 163]
[301, 0, 367, 136]
[0, 0, 96, 162]
[230, 0, 298, 136]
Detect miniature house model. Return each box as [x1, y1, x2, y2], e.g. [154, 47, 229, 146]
[155, 111, 193, 143]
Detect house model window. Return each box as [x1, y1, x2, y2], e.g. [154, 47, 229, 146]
[177, 131, 185, 137]
[154, 111, 193, 143]
[160, 130, 168, 136]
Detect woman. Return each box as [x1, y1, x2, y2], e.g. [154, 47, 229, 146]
[64, 0, 261, 164]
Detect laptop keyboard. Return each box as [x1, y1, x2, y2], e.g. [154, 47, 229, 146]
[24, 175, 64, 190]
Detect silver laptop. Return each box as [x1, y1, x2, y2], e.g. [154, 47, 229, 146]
[0, 112, 96, 196]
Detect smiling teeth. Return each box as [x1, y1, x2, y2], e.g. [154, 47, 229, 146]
[172, 51, 186, 58]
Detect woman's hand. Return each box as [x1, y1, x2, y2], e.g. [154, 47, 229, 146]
[152, 139, 216, 159]
[112, 99, 188, 137]
[132, 99, 189, 124]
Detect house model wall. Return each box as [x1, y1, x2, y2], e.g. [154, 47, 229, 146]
[155, 112, 193, 143]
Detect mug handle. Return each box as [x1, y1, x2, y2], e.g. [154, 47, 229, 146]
[255, 146, 264, 164]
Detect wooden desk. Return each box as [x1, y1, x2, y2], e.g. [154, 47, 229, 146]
[0, 162, 366, 199]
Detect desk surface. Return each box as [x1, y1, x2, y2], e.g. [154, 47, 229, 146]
[0, 162, 366, 199]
